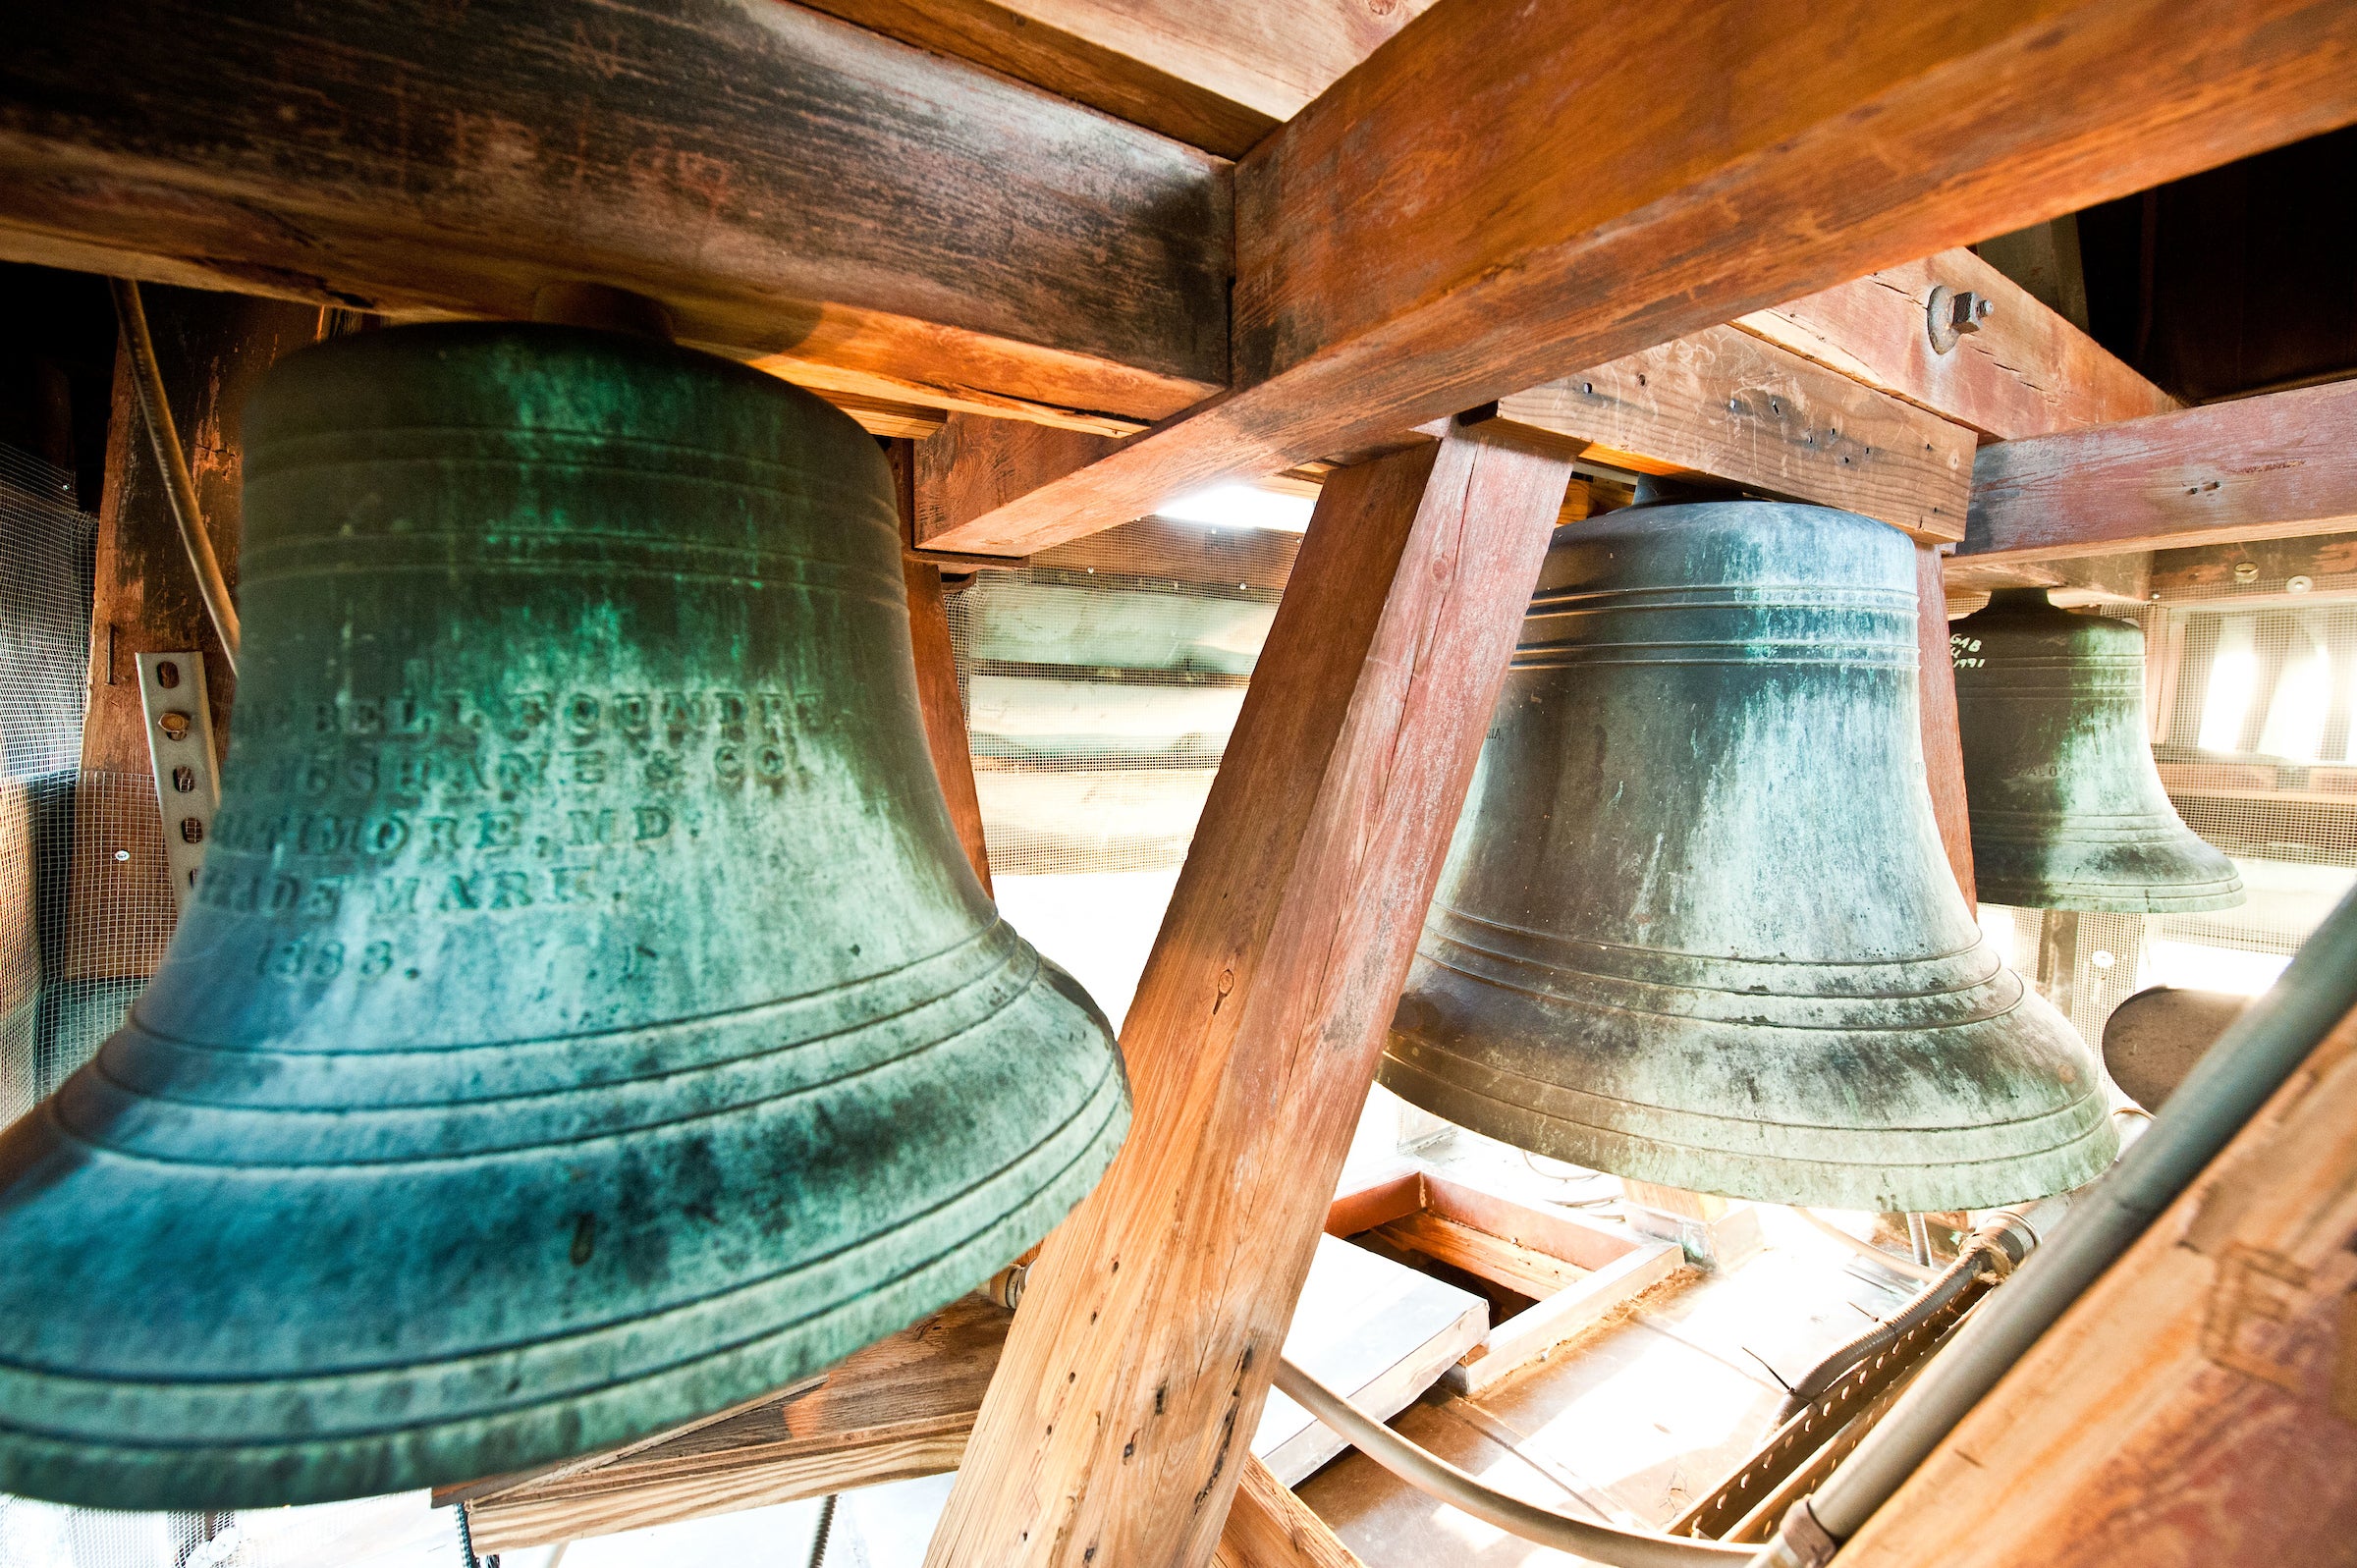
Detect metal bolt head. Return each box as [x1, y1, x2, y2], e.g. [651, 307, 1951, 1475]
[2288, 574, 2314, 594]
[159, 710, 192, 740]
[2233, 561, 2261, 583]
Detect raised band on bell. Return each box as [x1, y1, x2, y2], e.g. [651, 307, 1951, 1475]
[0, 324, 1129, 1509]
[1384, 502, 2117, 1213]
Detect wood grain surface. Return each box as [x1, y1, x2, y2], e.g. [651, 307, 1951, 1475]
[0, 0, 1230, 427]
[1738, 248, 2179, 443]
[1214, 1455, 1366, 1568]
[1963, 379, 2357, 564]
[1917, 544, 1977, 908]
[924, 424, 1572, 1568]
[1836, 1000, 2357, 1567]
[924, 0, 2357, 555]
[1496, 325, 1974, 542]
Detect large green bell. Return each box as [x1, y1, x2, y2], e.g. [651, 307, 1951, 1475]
[1383, 502, 2115, 1211]
[1952, 588, 2242, 911]
[0, 324, 1129, 1508]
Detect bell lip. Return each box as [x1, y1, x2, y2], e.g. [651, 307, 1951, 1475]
[1376, 1049, 2119, 1212]
[0, 1062, 1127, 1512]
[0, 943, 1131, 1511]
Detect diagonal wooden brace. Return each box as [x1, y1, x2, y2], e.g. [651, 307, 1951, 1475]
[923, 420, 1573, 1568]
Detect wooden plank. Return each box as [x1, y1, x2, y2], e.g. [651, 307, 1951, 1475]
[1961, 379, 2357, 565]
[1214, 1455, 1366, 1568]
[466, 1296, 1014, 1551]
[2148, 531, 2357, 607]
[1918, 545, 1977, 907]
[921, 0, 2357, 557]
[1251, 1234, 1488, 1486]
[1834, 1000, 2357, 1568]
[1492, 325, 1974, 542]
[795, 0, 1280, 159]
[924, 423, 1574, 1568]
[1445, 1239, 1681, 1396]
[1373, 1213, 1587, 1299]
[1737, 248, 2178, 442]
[0, 0, 1229, 429]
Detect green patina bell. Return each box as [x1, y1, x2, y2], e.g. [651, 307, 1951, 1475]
[1384, 502, 2115, 1211]
[0, 324, 1129, 1508]
[1952, 588, 2242, 911]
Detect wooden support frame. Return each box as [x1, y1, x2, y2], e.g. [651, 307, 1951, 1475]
[1736, 247, 2178, 443]
[1961, 379, 2357, 565]
[1916, 545, 1977, 907]
[1491, 325, 1974, 543]
[1836, 997, 2357, 1566]
[919, 0, 2357, 556]
[0, 0, 1231, 428]
[925, 423, 1573, 1568]
[1326, 1164, 1682, 1395]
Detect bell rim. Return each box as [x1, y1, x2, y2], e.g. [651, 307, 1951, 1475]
[0, 1053, 1128, 1510]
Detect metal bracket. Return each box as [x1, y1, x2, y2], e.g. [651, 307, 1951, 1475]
[1926, 285, 1994, 354]
[136, 652, 221, 913]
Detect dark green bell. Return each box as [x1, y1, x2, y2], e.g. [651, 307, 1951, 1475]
[0, 324, 1129, 1509]
[1383, 502, 2115, 1212]
[1952, 588, 2242, 911]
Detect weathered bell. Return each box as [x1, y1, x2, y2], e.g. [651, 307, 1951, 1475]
[1383, 502, 2115, 1211]
[1951, 588, 2242, 911]
[0, 324, 1129, 1509]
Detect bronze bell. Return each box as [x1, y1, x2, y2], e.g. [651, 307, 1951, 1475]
[1951, 588, 2242, 911]
[0, 324, 1129, 1509]
[1384, 502, 2115, 1212]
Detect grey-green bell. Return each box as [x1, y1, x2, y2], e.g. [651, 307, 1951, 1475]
[1383, 502, 2115, 1212]
[1952, 588, 2242, 911]
[0, 324, 1129, 1509]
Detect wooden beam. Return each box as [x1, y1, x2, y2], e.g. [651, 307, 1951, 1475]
[1917, 546, 1976, 908]
[1214, 1456, 1365, 1568]
[925, 424, 1573, 1568]
[0, 0, 1230, 429]
[891, 440, 997, 893]
[1835, 996, 2357, 1567]
[919, 0, 2357, 557]
[1737, 247, 2178, 442]
[1960, 379, 2357, 565]
[2147, 530, 2357, 607]
[1491, 325, 1974, 542]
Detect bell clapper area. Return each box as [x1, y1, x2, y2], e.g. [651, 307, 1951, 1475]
[2, 14, 2356, 1568]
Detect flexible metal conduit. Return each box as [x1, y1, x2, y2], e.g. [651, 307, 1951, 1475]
[110, 277, 241, 672]
[1274, 1357, 1752, 1566]
[1753, 885, 2357, 1567]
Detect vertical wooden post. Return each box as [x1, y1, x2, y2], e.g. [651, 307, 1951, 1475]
[1916, 542, 1977, 910]
[891, 437, 994, 893]
[924, 423, 1572, 1568]
[905, 558, 994, 894]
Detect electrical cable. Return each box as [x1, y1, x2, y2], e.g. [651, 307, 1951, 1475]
[1275, 1357, 1751, 1565]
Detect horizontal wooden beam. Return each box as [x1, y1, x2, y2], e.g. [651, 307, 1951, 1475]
[1736, 247, 2179, 442]
[0, 0, 1230, 428]
[1214, 1456, 1365, 1568]
[1960, 379, 2357, 564]
[920, 0, 2357, 557]
[1491, 325, 1973, 542]
[798, 0, 1433, 158]
[2146, 530, 2357, 607]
